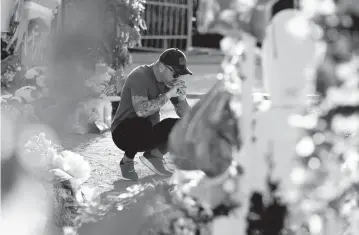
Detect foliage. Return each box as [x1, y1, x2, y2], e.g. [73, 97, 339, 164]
[60, 0, 146, 70]
[1, 0, 146, 97]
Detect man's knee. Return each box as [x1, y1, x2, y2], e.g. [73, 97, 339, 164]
[112, 117, 154, 150]
[153, 118, 180, 141]
[161, 118, 180, 127]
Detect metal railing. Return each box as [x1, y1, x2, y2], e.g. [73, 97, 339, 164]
[134, 0, 193, 52]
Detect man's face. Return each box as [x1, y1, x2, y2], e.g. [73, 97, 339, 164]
[161, 64, 182, 88]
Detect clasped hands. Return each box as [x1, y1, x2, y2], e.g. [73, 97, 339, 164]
[167, 80, 187, 100]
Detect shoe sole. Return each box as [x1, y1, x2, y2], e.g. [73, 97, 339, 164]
[121, 175, 138, 181]
[139, 156, 169, 177]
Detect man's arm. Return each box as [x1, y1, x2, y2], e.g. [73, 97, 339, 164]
[132, 94, 169, 117]
[129, 70, 170, 118]
[171, 97, 190, 118]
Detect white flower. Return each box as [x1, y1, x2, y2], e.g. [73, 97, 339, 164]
[289, 114, 318, 129]
[30, 135, 40, 143]
[80, 186, 101, 204]
[327, 87, 359, 107]
[336, 61, 356, 81]
[308, 157, 321, 170]
[296, 136, 315, 157]
[24, 68, 39, 79]
[52, 154, 70, 171]
[222, 178, 236, 193]
[301, 0, 336, 16]
[341, 150, 359, 181]
[287, 15, 313, 40]
[331, 114, 359, 134]
[290, 166, 307, 185]
[308, 214, 323, 234]
[60, 150, 91, 185]
[36, 75, 46, 87]
[63, 227, 77, 235]
[220, 37, 243, 56]
[24, 141, 39, 151]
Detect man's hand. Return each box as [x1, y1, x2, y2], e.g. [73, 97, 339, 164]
[169, 80, 190, 117]
[174, 80, 187, 100]
[178, 87, 187, 100]
[166, 81, 187, 99]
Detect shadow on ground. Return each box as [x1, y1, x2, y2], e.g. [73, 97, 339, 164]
[78, 175, 170, 235]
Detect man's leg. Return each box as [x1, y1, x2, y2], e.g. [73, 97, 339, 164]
[143, 118, 179, 157]
[140, 118, 179, 176]
[153, 118, 180, 154]
[112, 118, 154, 180]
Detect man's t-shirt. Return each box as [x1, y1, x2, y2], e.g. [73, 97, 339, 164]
[111, 65, 170, 131]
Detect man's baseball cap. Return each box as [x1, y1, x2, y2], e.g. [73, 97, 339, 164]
[159, 48, 193, 76]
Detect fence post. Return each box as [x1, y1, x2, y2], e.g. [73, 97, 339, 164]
[186, 0, 193, 52]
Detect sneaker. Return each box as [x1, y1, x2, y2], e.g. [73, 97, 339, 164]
[139, 154, 173, 177]
[120, 160, 138, 181]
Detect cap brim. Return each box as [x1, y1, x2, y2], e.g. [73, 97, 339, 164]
[178, 66, 193, 75]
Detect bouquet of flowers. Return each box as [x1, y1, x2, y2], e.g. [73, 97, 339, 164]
[19, 132, 93, 228]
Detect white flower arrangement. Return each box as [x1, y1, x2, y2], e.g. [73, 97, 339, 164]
[22, 132, 91, 186]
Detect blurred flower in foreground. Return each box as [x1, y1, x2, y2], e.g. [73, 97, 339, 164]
[196, 0, 275, 41]
[284, 0, 359, 232]
[138, 163, 242, 235]
[301, 0, 336, 16]
[1, 166, 51, 235]
[169, 78, 241, 177]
